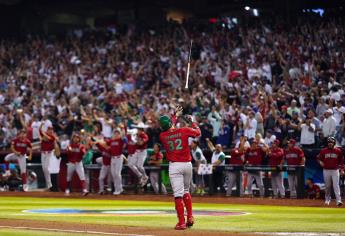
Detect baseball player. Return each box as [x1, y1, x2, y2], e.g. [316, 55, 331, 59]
[267, 139, 285, 198]
[190, 139, 207, 195]
[284, 139, 305, 198]
[39, 124, 57, 190]
[159, 111, 200, 230]
[147, 143, 167, 194]
[128, 124, 149, 187]
[227, 144, 245, 197]
[93, 140, 112, 195]
[245, 140, 266, 197]
[317, 137, 344, 206]
[106, 129, 126, 195]
[65, 133, 89, 196]
[3, 129, 32, 192]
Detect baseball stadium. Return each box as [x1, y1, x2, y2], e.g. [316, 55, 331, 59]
[0, 0, 345, 235]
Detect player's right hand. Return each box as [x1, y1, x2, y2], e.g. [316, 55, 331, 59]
[174, 105, 183, 117]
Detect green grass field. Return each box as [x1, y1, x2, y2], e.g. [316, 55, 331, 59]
[0, 196, 344, 234]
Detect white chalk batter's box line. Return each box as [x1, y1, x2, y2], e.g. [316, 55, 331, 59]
[0, 226, 154, 236]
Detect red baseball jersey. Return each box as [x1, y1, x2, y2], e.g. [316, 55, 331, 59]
[97, 143, 111, 166]
[160, 124, 200, 162]
[136, 132, 149, 150]
[284, 147, 304, 166]
[318, 147, 344, 170]
[268, 147, 284, 167]
[127, 134, 137, 155]
[307, 184, 321, 199]
[107, 137, 125, 156]
[40, 131, 56, 152]
[12, 137, 32, 155]
[246, 147, 265, 165]
[229, 149, 245, 165]
[150, 152, 163, 161]
[67, 143, 86, 163]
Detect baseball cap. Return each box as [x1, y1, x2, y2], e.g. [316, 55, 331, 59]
[325, 109, 333, 114]
[273, 139, 280, 146]
[281, 105, 288, 110]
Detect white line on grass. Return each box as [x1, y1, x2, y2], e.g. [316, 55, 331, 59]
[0, 226, 154, 236]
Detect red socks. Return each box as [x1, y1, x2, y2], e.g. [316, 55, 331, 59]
[183, 193, 193, 218]
[174, 197, 185, 224]
[81, 180, 87, 190]
[21, 173, 27, 184]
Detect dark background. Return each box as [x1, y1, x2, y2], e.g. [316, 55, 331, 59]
[0, 0, 344, 36]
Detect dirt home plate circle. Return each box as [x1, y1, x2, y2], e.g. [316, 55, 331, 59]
[23, 209, 247, 216]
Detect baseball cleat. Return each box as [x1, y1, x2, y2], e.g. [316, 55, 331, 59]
[324, 199, 331, 205]
[174, 222, 187, 230]
[186, 216, 194, 227]
[113, 189, 124, 195]
[65, 189, 70, 196]
[98, 191, 105, 195]
[336, 201, 343, 207]
[82, 189, 89, 196]
[22, 184, 29, 192]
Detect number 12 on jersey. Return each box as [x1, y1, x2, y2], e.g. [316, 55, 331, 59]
[167, 139, 182, 151]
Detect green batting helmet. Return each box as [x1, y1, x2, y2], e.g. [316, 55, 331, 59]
[159, 115, 172, 131]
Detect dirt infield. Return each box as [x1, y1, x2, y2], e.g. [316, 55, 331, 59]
[0, 191, 332, 208]
[0, 218, 262, 236]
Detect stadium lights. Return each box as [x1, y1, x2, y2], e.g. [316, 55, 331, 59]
[244, 6, 250, 11]
[253, 9, 259, 16]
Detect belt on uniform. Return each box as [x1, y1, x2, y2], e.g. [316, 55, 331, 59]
[42, 150, 53, 154]
[112, 155, 122, 158]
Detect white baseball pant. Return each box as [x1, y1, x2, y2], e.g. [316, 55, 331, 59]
[66, 162, 86, 181]
[111, 156, 123, 192]
[99, 165, 111, 192]
[287, 172, 298, 198]
[226, 171, 243, 196]
[247, 171, 264, 197]
[323, 169, 341, 203]
[41, 151, 54, 188]
[96, 157, 112, 189]
[5, 153, 26, 174]
[128, 150, 147, 179]
[150, 170, 167, 194]
[169, 162, 192, 198]
[271, 172, 285, 197]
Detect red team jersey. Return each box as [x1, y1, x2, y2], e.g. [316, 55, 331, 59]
[318, 147, 344, 170]
[268, 147, 284, 167]
[97, 144, 111, 166]
[307, 184, 321, 199]
[160, 124, 200, 162]
[67, 143, 86, 163]
[40, 131, 56, 152]
[245, 147, 265, 165]
[136, 132, 149, 150]
[107, 137, 125, 157]
[126, 134, 137, 155]
[229, 149, 245, 165]
[284, 147, 304, 166]
[12, 138, 32, 155]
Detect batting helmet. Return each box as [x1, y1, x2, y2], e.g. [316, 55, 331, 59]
[159, 115, 172, 131]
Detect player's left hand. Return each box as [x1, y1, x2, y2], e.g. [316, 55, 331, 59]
[27, 155, 32, 161]
[340, 169, 344, 176]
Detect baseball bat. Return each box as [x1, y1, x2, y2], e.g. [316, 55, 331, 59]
[185, 40, 193, 89]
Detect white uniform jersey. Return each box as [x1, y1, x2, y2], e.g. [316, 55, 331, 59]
[211, 151, 225, 166]
[191, 147, 206, 164]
